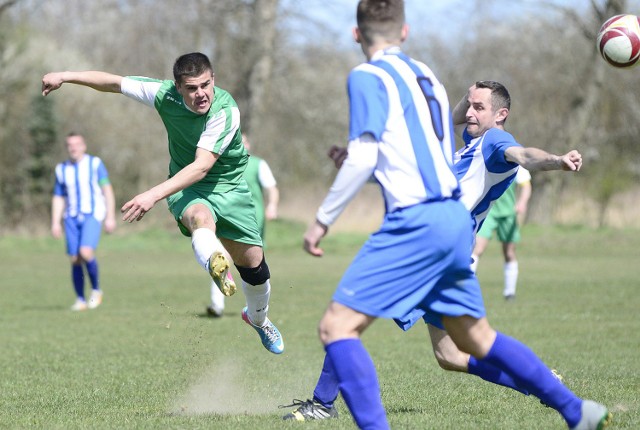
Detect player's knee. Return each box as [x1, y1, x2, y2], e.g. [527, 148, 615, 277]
[433, 351, 465, 372]
[184, 206, 215, 231]
[317, 322, 330, 345]
[70, 256, 82, 265]
[431, 334, 474, 373]
[78, 248, 94, 262]
[318, 315, 340, 345]
[235, 256, 270, 286]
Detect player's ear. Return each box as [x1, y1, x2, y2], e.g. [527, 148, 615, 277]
[400, 24, 409, 42]
[353, 27, 361, 43]
[496, 107, 509, 125]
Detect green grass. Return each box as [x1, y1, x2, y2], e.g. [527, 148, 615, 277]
[0, 221, 638, 429]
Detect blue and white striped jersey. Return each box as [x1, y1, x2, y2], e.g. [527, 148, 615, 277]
[454, 128, 521, 233]
[53, 155, 110, 221]
[317, 47, 460, 225]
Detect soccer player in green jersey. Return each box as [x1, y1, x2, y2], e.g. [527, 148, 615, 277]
[472, 167, 532, 300]
[42, 53, 284, 354]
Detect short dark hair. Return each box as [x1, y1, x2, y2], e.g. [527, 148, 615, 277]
[356, 0, 405, 45]
[475, 80, 511, 111]
[173, 52, 213, 84]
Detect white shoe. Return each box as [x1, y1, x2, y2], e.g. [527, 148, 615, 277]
[88, 290, 103, 309]
[207, 280, 226, 317]
[206, 305, 224, 318]
[71, 299, 88, 311]
[570, 400, 611, 430]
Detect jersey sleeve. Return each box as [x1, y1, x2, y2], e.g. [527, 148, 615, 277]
[95, 158, 111, 186]
[197, 106, 240, 155]
[258, 160, 277, 188]
[483, 129, 520, 173]
[347, 69, 389, 142]
[53, 164, 66, 196]
[121, 76, 162, 107]
[515, 166, 531, 184]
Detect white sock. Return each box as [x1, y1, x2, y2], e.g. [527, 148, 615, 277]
[210, 280, 225, 312]
[503, 261, 519, 297]
[470, 254, 479, 273]
[242, 279, 271, 326]
[191, 228, 224, 271]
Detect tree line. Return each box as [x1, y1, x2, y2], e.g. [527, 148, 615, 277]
[0, 0, 637, 233]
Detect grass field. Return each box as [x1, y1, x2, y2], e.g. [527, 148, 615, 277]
[1, 221, 639, 429]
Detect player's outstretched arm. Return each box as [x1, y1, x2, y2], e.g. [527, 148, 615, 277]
[505, 146, 582, 172]
[121, 148, 217, 223]
[42, 71, 123, 96]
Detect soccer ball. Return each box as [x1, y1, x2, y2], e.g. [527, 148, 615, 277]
[597, 14, 640, 68]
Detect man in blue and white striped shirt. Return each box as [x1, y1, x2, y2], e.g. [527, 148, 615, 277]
[52, 133, 116, 311]
[286, 1, 609, 429]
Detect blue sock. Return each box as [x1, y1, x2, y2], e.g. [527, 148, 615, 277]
[72, 264, 85, 300]
[481, 332, 582, 428]
[468, 355, 529, 395]
[312, 354, 340, 408]
[325, 339, 389, 430]
[85, 259, 99, 290]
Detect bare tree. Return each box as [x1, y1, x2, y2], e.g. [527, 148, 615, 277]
[2, 0, 639, 230]
[244, 0, 278, 134]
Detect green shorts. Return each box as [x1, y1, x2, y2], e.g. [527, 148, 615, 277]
[477, 213, 520, 243]
[167, 181, 263, 246]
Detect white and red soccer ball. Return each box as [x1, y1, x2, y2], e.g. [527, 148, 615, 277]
[597, 14, 640, 68]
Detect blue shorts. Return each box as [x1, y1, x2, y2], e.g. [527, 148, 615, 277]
[332, 199, 485, 329]
[64, 214, 102, 256]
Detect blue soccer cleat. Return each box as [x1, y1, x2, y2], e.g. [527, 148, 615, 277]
[242, 307, 284, 354]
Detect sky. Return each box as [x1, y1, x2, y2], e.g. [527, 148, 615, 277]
[283, 0, 611, 46]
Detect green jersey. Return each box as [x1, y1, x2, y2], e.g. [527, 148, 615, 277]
[122, 77, 247, 193]
[489, 182, 517, 218]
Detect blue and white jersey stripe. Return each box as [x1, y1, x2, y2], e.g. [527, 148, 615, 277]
[454, 128, 521, 233]
[348, 47, 459, 212]
[54, 155, 109, 221]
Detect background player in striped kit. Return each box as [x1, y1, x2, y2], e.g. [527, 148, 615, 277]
[51, 132, 116, 311]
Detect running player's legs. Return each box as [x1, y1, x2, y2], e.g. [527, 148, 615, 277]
[169, 184, 283, 353]
[319, 200, 472, 430]
[496, 215, 520, 298]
